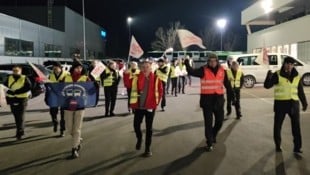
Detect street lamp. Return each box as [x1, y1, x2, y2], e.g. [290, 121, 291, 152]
[216, 18, 227, 51]
[82, 0, 86, 60]
[127, 17, 132, 44]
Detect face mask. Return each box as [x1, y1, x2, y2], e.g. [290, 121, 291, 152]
[13, 74, 21, 78]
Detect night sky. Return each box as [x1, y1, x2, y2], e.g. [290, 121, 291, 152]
[1, 0, 256, 57]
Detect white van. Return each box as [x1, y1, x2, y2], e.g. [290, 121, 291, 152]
[223, 53, 310, 88]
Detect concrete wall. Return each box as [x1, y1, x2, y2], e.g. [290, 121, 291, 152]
[0, 7, 105, 62]
[64, 8, 105, 59]
[247, 15, 310, 61]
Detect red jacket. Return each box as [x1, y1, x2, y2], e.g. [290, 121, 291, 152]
[123, 71, 132, 89]
[129, 72, 163, 110]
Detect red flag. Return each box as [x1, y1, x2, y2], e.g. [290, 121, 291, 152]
[28, 62, 49, 82]
[177, 29, 206, 49]
[129, 36, 144, 58]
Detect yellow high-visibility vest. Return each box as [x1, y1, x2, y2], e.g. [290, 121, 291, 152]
[227, 69, 242, 88]
[6, 75, 29, 98]
[129, 68, 140, 79]
[274, 71, 300, 101]
[64, 75, 88, 82]
[156, 66, 168, 82]
[103, 68, 118, 87]
[49, 71, 69, 82]
[130, 76, 160, 105]
[170, 66, 177, 78]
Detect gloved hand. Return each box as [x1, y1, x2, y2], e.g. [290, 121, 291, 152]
[7, 90, 15, 95]
[302, 104, 307, 111]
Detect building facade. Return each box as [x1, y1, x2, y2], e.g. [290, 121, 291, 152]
[242, 0, 310, 63]
[0, 6, 106, 62]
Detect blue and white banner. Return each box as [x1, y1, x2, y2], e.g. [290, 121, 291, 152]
[45, 82, 98, 108]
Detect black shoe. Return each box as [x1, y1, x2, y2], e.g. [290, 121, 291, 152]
[236, 116, 241, 120]
[205, 145, 213, 152]
[136, 139, 142, 150]
[161, 108, 165, 112]
[53, 124, 58, 133]
[213, 138, 217, 144]
[77, 144, 82, 152]
[294, 149, 303, 154]
[142, 151, 152, 157]
[110, 112, 115, 116]
[104, 113, 109, 117]
[226, 111, 231, 116]
[60, 130, 65, 137]
[276, 147, 282, 152]
[71, 148, 79, 159]
[182, 91, 185, 94]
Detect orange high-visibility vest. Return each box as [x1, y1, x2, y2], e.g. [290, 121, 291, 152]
[200, 66, 225, 94]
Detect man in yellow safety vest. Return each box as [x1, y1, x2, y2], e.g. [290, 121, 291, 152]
[264, 56, 308, 153]
[226, 61, 244, 119]
[4, 65, 31, 140]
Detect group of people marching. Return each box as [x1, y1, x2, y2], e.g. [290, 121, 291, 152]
[3, 52, 308, 159]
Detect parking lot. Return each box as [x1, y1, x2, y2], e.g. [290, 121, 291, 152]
[0, 79, 310, 175]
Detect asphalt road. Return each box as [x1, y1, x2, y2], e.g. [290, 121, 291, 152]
[0, 78, 310, 175]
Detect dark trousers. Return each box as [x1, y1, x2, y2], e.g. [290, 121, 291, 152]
[166, 77, 171, 93]
[127, 88, 131, 110]
[10, 101, 27, 136]
[161, 82, 166, 108]
[104, 86, 118, 115]
[133, 109, 155, 151]
[202, 106, 224, 146]
[178, 76, 186, 93]
[274, 110, 302, 150]
[227, 88, 241, 116]
[171, 77, 178, 96]
[50, 107, 65, 131]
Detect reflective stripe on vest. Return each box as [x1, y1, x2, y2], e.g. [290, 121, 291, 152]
[155, 77, 159, 104]
[200, 67, 225, 94]
[274, 71, 300, 101]
[156, 66, 168, 82]
[49, 71, 68, 82]
[7, 75, 29, 98]
[64, 75, 88, 82]
[227, 69, 242, 88]
[130, 76, 139, 104]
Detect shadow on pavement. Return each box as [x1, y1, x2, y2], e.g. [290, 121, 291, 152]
[26, 108, 50, 113]
[71, 151, 139, 175]
[153, 121, 204, 137]
[131, 120, 239, 175]
[0, 151, 69, 174]
[83, 113, 132, 122]
[0, 120, 48, 131]
[0, 135, 57, 148]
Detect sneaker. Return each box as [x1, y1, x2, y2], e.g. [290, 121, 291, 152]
[205, 145, 213, 152]
[143, 151, 152, 157]
[60, 130, 65, 137]
[71, 148, 79, 159]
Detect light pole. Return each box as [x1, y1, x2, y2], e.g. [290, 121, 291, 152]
[127, 17, 132, 44]
[82, 0, 86, 60]
[216, 18, 227, 51]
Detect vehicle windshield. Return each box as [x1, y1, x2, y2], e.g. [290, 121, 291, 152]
[35, 64, 50, 76]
